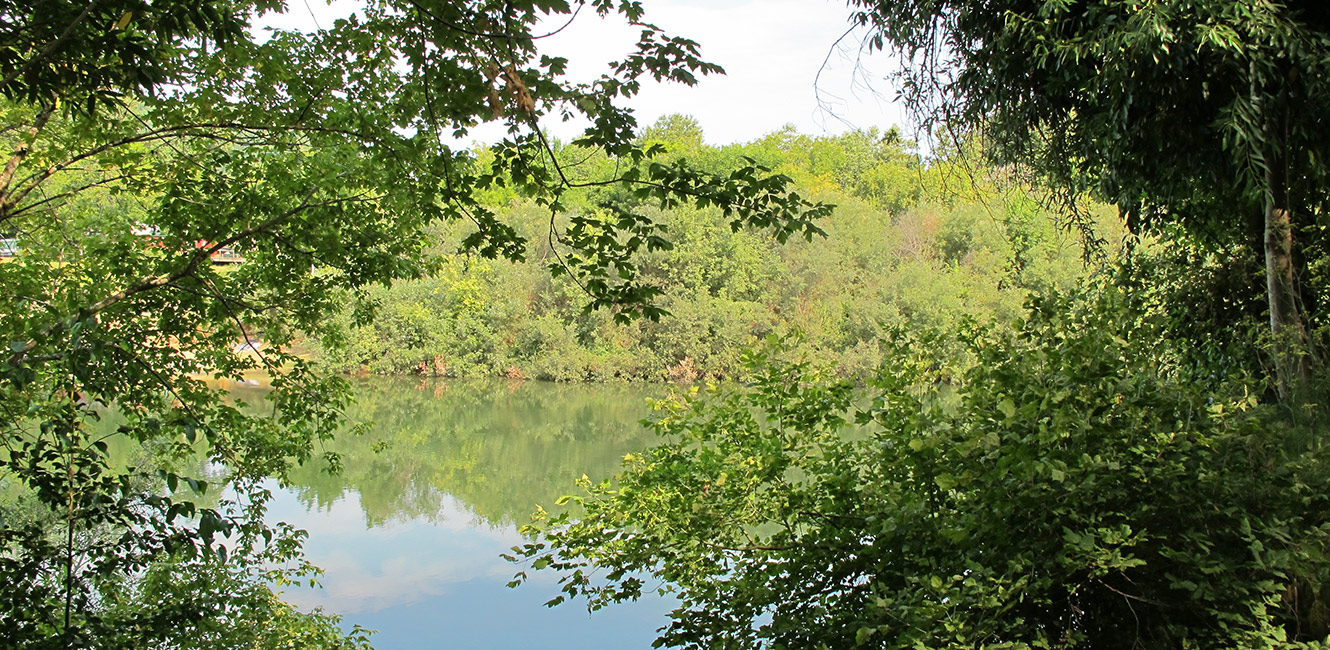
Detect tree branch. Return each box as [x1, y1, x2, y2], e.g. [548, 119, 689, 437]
[5, 185, 364, 367]
[0, 0, 103, 95]
[0, 103, 55, 205]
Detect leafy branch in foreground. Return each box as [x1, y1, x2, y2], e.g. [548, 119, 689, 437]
[0, 1, 830, 647]
[514, 281, 1330, 649]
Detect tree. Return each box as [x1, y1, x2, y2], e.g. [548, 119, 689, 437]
[0, 0, 260, 111]
[506, 4, 1330, 648]
[515, 283, 1330, 649]
[848, 0, 1330, 393]
[0, 1, 830, 646]
[641, 113, 706, 153]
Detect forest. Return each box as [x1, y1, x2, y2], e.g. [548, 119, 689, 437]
[0, 1, 1328, 649]
[319, 116, 1121, 383]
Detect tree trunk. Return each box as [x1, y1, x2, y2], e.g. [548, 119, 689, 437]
[1264, 157, 1310, 396]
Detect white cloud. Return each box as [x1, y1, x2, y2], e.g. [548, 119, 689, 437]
[273, 490, 525, 614]
[537, 0, 908, 145]
[258, 0, 909, 146]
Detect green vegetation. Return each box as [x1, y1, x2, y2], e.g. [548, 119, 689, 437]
[4, 0, 1329, 649]
[510, 2, 1330, 649]
[0, 1, 824, 648]
[851, 0, 1330, 393]
[517, 278, 1330, 649]
[322, 120, 1117, 381]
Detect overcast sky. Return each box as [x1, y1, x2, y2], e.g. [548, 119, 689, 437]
[262, 0, 910, 146]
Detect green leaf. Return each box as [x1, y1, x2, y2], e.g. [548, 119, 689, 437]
[934, 473, 957, 491]
[856, 626, 875, 645]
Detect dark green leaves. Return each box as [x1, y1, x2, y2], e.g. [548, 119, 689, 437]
[0, 0, 253, 111]
[0, 1, 842, 646]
[519, 282, 1330, 649]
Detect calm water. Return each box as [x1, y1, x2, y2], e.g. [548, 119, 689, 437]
[253, 377, 677, 649]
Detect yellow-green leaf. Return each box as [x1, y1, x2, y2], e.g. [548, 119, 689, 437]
[935, 473, 957, 491]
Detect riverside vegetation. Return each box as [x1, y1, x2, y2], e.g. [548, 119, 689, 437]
[0, 1, 828, 647]
[2, 1, 1329, 649]
[320, 116, 1120, 382]
[511, 2, 1330, 650]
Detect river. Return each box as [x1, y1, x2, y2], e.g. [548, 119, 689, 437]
[246, 376, 678, 649]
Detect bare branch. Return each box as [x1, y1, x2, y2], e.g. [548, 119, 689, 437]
[0, 103, 55, 204]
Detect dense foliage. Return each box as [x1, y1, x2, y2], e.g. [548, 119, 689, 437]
[515, 278, 1330, 649]
[849, 0, 1330, 390]
[508, 3, 1330, 649]
[0, 1, 830, 647]
[322, 118, 1116, 381]
[7, 0, 1329, 648]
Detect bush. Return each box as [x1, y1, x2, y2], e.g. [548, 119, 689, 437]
[515, 284, 1330, 649]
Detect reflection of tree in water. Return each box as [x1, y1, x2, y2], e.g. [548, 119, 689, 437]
[282, 378, 662, 528]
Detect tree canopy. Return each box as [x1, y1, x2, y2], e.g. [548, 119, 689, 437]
[849, 0, 1330, 390]
[0, 1, 831, 647]
[8, 1, 1330, 647]
[512, 3, 1330, 649]
[318, 116, 1112, 382]
[0, 0, 263, 111]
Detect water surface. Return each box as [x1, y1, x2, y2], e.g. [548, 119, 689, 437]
[263, 377, 676, 649]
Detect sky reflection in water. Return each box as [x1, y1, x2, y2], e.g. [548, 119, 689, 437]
[263, 378, 677, 649]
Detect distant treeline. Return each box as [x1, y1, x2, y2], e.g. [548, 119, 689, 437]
[316, 115, 1122, 381]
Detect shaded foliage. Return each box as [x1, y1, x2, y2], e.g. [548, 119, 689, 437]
[516, 280, 1330, 649]
[849, 0, 1330, 387]
[0, 2, 831, 647]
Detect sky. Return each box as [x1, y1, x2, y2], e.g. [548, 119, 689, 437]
[261, 0, 911, 147]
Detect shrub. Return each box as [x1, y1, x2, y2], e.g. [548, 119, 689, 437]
[515, 284, 1330, 649]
